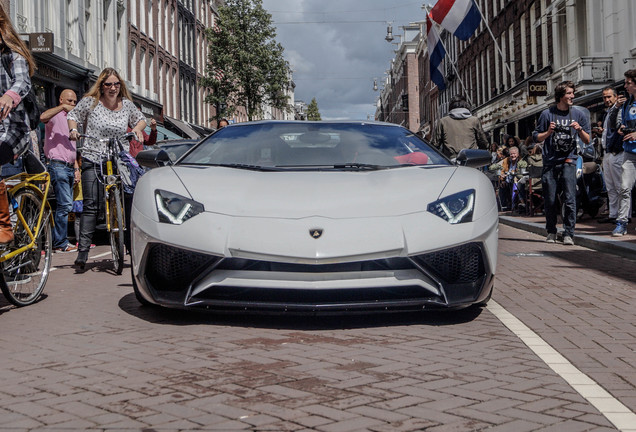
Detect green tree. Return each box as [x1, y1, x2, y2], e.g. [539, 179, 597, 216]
[202, 0, 291, 121]
[306, 98, 321, 121]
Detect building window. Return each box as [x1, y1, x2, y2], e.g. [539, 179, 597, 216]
[508, 24, 514, 86]
[480, 51, 486, 104]
[494, 39, 501, 92]
[148, 0, 153, 38]
[557, 5, 569, 67]
[140, 0, 146, 34]
[85, 2, 93, 62]
[541, 0, 549, 68]
[172, 69, 178, 117]
[149, 53, 155, 95]
[575, 0, 588, 57]
[130, 43, 137, 87]
[140, 48, 147, 91]
[159, 60, 164, 108]
[130, 0, 137, 28]
[520, 14, 527, 77]
[530, 3, 538, 72]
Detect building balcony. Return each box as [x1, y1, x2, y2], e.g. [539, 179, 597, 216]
[552, 57, 613, 87]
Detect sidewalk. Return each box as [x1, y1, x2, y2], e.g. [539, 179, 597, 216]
[498, 210, 636, 261]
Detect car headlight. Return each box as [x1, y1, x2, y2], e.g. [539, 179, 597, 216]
[155, 189, 204, 225]
[427, 189, 475, 224]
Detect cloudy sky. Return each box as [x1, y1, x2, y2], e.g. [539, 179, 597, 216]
[261, 0, 433, 121]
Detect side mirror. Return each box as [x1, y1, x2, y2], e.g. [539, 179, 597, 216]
[455, 149, 492, 168]
[136, 149, 172, 169]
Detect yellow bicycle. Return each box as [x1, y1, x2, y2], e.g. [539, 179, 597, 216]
[0, 152, 53, 307]
[78, 133, 133, 275]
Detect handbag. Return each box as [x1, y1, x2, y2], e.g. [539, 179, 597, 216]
[116, 150, 145, 194]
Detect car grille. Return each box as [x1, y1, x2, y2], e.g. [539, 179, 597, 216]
[145, 244, 220, 292]
[412, 243, 484, 284]
[142, 242, 488, 309]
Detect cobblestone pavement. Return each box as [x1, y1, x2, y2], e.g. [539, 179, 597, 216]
[0, 224, 634, 431]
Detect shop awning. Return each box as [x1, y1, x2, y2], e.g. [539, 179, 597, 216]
[188, 122, 215, 138]
[164, 116, 200, 139]
[145, 124, 182, 141]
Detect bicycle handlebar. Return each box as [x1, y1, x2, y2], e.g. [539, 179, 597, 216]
[78, 131, 136, 143]
[78, 132, 137, 156]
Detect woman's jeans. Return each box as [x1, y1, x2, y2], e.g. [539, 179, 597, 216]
[79, 159, 132, 253]
[542, 162, 577, 237]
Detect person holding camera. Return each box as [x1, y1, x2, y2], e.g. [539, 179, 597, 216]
[610, 69, 636, 236]
[533, 81, 591, 245]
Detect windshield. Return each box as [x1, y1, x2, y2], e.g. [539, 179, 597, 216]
[179, 122, 450, 169]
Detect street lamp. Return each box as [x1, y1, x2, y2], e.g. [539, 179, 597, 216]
[385, 23, 394, 42]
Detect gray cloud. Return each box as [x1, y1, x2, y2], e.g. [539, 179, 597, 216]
[262, 0, 428, 120]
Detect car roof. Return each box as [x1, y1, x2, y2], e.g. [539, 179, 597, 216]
[220, 120, 404, 128]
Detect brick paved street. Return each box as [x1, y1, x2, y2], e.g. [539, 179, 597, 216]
[0, 223, 634, 431]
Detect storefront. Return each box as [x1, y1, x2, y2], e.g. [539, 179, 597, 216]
[32, 52, 93, 111]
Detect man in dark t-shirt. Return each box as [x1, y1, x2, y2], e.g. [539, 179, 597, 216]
[533, 80, 591, 246]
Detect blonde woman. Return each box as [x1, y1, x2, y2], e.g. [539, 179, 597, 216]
[0, 6, 36, 245]
[68, 68, 146, 268]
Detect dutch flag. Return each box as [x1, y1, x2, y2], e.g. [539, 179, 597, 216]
[430, 0, 481, 41]
[427, 15, 446, 91]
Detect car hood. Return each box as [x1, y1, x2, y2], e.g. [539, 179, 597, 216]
[172, 165, 456, 219]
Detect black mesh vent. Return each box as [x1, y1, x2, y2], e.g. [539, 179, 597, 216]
[145, 244, 219, 292]
[413, 243, 484, 284]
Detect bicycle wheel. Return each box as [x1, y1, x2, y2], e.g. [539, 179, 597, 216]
[108, 187, 125, 275]
[0, 188, 52, 306]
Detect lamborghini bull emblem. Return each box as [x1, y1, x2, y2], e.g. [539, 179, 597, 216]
[310, 228, 323, 239]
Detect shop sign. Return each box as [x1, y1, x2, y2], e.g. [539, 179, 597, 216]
[528, 80, 547, 97]
[27, 33, 54, 53]
[133, 97, 162, 121]
[38, 64, 61, 81]
[140, 105, 154, 116]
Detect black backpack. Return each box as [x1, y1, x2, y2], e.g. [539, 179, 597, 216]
[1, 48, 40, 130]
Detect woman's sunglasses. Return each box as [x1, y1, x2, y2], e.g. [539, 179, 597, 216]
[103, 82, 121, 88]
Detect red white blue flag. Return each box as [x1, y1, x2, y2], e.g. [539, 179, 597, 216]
[430, 0, 481, 41]
[427, 15, 446, 91]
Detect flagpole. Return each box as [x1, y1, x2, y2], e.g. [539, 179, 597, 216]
[471, 0, 515, 81]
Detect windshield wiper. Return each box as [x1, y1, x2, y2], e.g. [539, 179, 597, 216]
[210, 163, 279, 171]
[332, 163, 386, 170]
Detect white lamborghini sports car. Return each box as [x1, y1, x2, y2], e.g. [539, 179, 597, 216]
[131, 121, 498, 313]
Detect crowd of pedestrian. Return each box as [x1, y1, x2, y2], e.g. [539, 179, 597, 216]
[433, 78, 636, 247]
[487, 79, 636, 244]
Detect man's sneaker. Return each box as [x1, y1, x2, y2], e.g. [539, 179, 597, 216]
[76, 243, 96, 249]
[563, 235, 574, 245]
[55, 243, 78, 253]
[612, 222, 628, 237]
[545, 233, 556, 243]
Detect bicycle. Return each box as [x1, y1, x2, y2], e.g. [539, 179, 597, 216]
[78, 132, 135, 275]
[0, 151, 53, 307]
